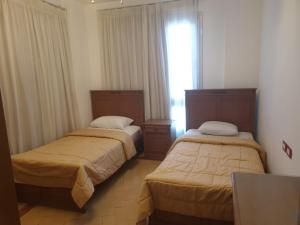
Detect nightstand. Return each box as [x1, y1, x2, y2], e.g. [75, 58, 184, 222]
[143, 119, 176, 160]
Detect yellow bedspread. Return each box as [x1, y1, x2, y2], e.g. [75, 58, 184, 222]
[12, 128, 136, 208]
[137, 131, 265, 222]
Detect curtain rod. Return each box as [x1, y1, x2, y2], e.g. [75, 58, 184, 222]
[40, 0, 66, 11]
[97, 0, 180, 11]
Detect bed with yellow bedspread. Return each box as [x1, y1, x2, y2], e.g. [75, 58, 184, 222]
[137, 130, 265, 222]
[12, 128, 136, 208]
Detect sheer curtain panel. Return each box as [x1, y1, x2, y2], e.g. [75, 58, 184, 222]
[0, 0, 79, 154]
[98, 6, 170, 120]
[97, 0, 202, 132]
[163, 0, 202, 135]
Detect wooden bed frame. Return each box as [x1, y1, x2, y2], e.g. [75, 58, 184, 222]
[148, 88, 257, 225]
[16, 90, 145, 212]
[185, 89, 257, 134]
[90, 90, 145, 127]
[91, 90, 145, 151]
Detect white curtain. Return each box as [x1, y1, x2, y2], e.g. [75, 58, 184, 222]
[97, 0, 201, 130]
[163, 0, 202, 136]
[98, 5, 170, 120]
[0, 0, 79, 154]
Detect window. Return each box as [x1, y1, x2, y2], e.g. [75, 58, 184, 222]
[166, 20, 200, 136]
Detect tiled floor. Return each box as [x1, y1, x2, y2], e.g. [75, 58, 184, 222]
[20, 159, 160, 225]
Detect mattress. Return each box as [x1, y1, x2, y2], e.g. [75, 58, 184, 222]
[12, 128, 137, 208]
[137, 130, 265, 222]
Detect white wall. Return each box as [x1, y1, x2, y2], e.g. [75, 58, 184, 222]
[258, 0, 300, 175]
[84, 0, 262, 90]
[223, 0, 262, 88]
[200, 0, 225, 88]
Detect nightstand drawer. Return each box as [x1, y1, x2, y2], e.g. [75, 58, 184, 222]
[142, 119, 175, 161]
[144, 137, 170, 151]
[144, 127, 169, 134]
[144, 132, 170, 139]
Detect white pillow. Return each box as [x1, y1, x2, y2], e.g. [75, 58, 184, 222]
[90, 116, 133, 130]
[198, 121, 238, 136]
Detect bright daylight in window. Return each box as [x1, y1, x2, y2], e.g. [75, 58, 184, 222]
[166, 21, 195, 136]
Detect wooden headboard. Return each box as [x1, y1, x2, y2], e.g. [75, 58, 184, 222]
[185, 89, 257, 133]
[90, 90, 145, 127]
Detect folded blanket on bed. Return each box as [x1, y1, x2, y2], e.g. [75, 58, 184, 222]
[137, 132, 265, 222]
[12, 128, 136, 208]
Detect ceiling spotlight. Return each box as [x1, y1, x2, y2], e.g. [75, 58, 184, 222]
[91, 0, 95, 3]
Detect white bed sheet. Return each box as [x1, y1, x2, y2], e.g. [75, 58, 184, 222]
[187, 129, 254, 140]
[89, 125, 142, 142]
[123, 125, 142, 143]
